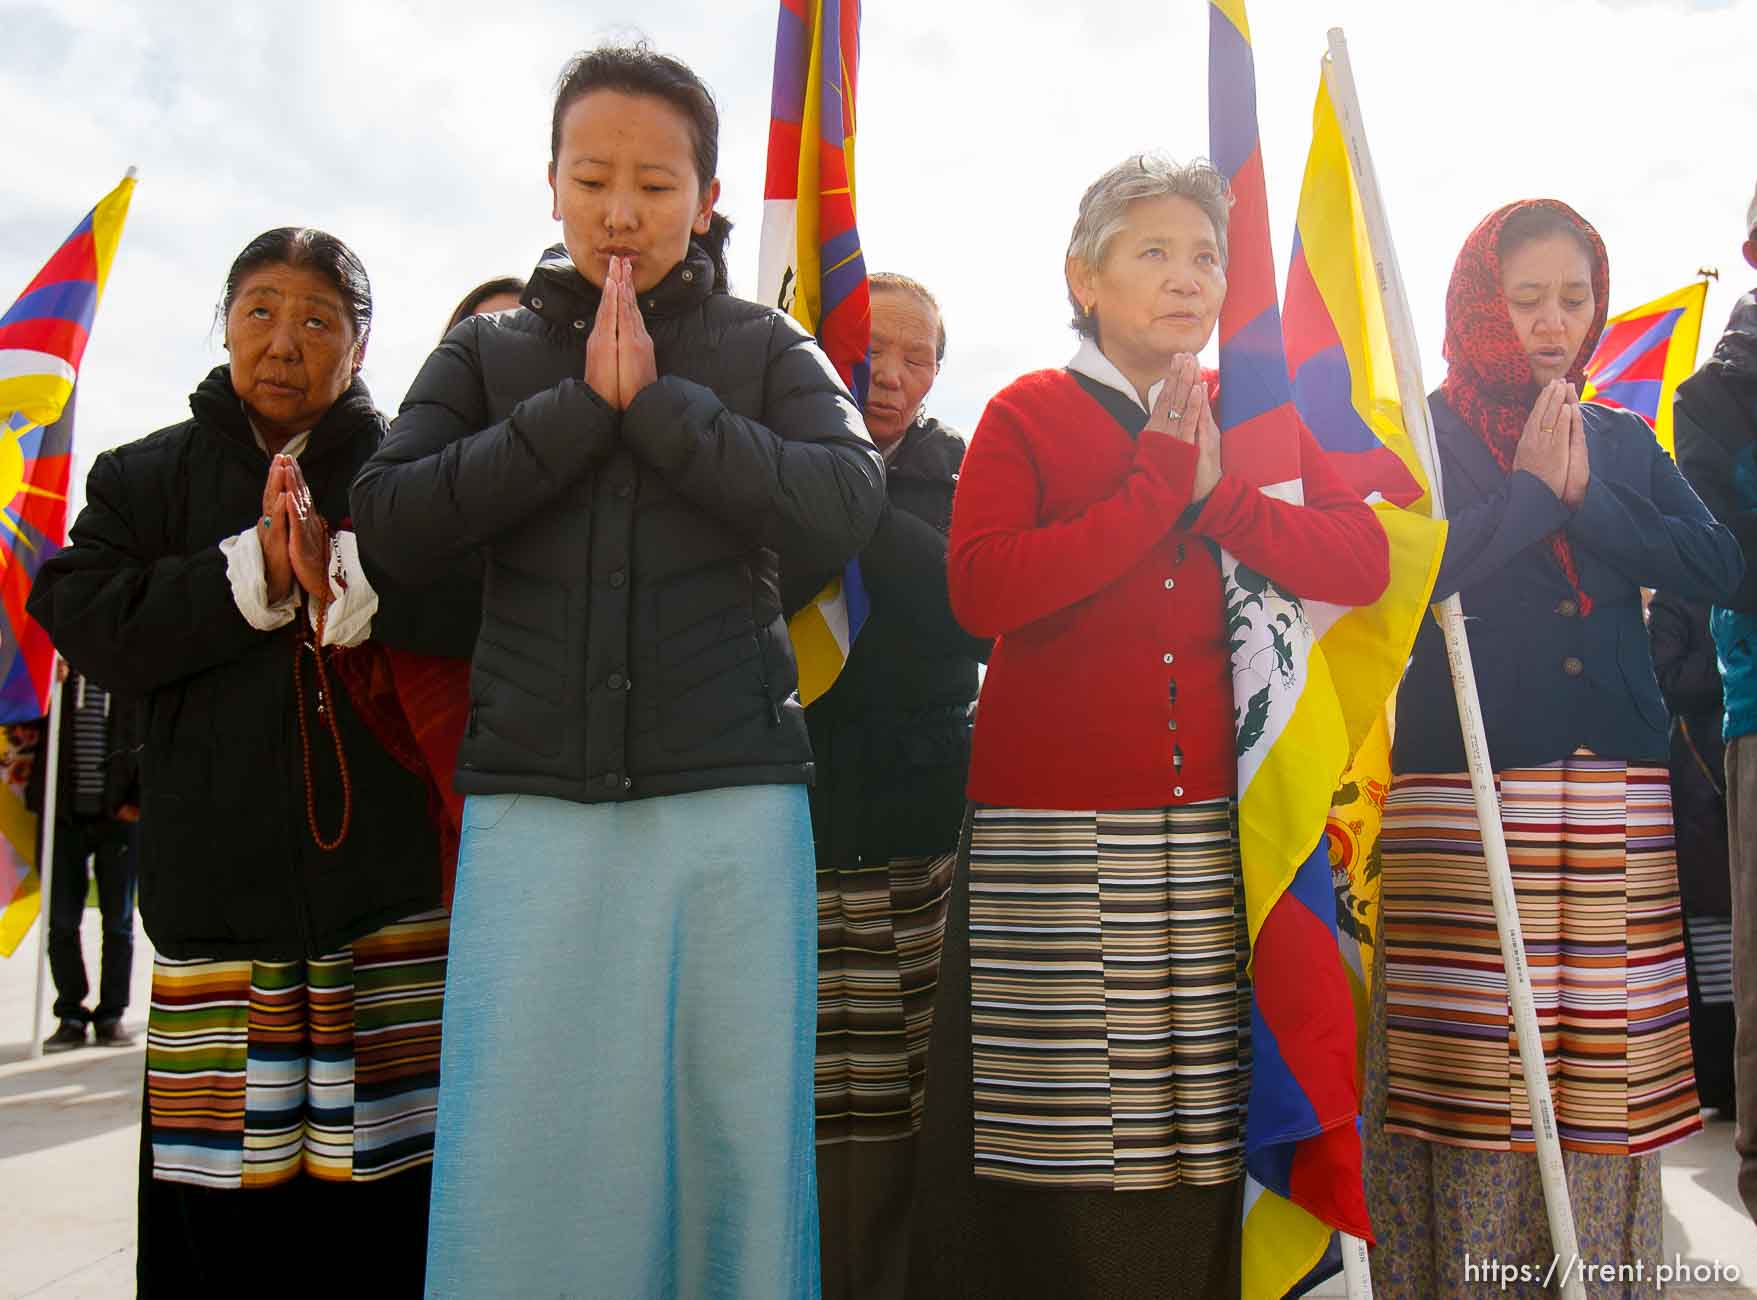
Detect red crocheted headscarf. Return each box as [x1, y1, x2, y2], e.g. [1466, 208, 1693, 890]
[1439, 198, 1609, 615]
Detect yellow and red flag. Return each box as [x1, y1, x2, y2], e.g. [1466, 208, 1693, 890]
[0, 721, 45, 957]
[1212, 6, 1446, 1292]
[0, 170, 134, 722]
[760, 0, 872, 707]
[0, 172, 134, 951]
[1583, 280, 1708, 457]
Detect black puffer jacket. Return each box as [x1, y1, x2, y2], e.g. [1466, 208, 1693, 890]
[785, 418, 990, 866]
[28, 370, 451, 960]
[351, 242, 885, 803]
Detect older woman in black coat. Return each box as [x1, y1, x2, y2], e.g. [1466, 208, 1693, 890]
[787, 272, 988, 1300]
[29, 227, 457, 1297]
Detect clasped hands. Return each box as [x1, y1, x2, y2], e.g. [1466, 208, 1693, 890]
[1144, 354, 1222, 504]
[1513, 379, 1590, 510]
[585, 255, 658, 411]
[261, 454, 330, 609]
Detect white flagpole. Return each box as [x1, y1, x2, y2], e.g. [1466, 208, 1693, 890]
[1323, 29, 1586, 1300]
[1340, 1228, 1374, 1299]
[29, 659, 67, 1058]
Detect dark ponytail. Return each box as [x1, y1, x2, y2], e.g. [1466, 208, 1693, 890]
[551, 43, 733, 291]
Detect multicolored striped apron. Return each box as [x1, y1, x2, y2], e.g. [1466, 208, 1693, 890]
[146, 910, 449, 1188]
[1380, 759, 1701, 1156]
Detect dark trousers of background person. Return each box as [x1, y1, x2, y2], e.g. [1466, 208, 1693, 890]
[46, 815, 137, 1027]
[1726, 735, 1757, 1223]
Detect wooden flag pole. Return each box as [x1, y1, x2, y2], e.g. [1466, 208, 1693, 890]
[1322, 29, 1587, 1300]
[29, 659, 67, 1058]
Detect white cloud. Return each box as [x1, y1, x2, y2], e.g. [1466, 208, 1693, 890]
[3, 0, 1753, 517]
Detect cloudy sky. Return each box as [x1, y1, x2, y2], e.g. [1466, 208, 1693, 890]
[4, 0, 1753, 515]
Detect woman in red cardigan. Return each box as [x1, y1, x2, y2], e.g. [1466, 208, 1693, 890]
[906, 155, 1388, 1298]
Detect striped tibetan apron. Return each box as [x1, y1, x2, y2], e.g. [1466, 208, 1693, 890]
[963, 801, 1250, 1190]
[146, 910, 449, 1188]
[1379, 758, 1701, 1155]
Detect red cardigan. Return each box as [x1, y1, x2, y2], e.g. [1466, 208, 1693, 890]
[950, 368, 1390, 810]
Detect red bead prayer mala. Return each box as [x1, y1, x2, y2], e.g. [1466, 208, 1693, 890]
[292, 526, 352, 851]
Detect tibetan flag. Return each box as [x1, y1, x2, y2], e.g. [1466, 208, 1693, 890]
[760, 0, 873, 707]
[1324, 714, 1391, 1064]
[0, 171, 135, 429]
[1210, 5, 1376, 1296]
[1289, 71, 1447, 1136]
[1583, 280, 1707, 458]
[1286, 71, 1446, 756]
[0, 721, 45, 957]
[0, 171, 135, 723]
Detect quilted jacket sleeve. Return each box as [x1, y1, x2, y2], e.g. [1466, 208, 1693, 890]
[28, 448, 263, 697]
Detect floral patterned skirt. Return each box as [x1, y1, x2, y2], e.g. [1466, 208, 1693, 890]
[1365, 935, 1663, 1299]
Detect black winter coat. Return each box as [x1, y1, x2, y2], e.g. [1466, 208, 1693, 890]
[1675, 290, 1757, 614]
[783, 418, 990, 866]
[27, 370, 449, 960]
[351, 242, 885, 804]
[1648, 591, 1733, 917]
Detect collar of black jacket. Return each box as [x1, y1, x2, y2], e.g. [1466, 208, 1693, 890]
[188, 366, 384, 461]
[521, 241, 718, 329]
[886, 416, 964, 482]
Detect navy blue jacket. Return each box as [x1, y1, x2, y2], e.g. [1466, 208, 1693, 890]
[1393, 393, 1743, 774]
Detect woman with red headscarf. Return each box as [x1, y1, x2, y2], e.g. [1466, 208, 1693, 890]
[1363, 201, 1743, 1295]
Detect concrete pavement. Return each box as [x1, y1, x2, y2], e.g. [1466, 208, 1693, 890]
[3, 911, 1756, 1297]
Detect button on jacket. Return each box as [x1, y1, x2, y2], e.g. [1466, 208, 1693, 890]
[948, 363, 1390, 812]
[1393, 393, 1743, 774]
[351, 242, 886, 805]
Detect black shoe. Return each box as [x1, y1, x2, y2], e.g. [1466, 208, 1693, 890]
[42, 1020, 87, 1053]
[93, 1019, 135, 1048]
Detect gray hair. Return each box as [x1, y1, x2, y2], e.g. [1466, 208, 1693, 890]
[1065, 154, 1232, 337]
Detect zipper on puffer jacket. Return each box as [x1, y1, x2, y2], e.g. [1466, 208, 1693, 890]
[753, 630, 780, 727]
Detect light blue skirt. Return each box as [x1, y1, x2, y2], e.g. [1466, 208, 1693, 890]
[424, 785, 821, 1299]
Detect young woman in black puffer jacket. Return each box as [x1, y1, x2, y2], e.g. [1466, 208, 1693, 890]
[349, 45, 883, 1300]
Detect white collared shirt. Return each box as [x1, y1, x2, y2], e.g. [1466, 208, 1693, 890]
[1066, 338, 1167, 416]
